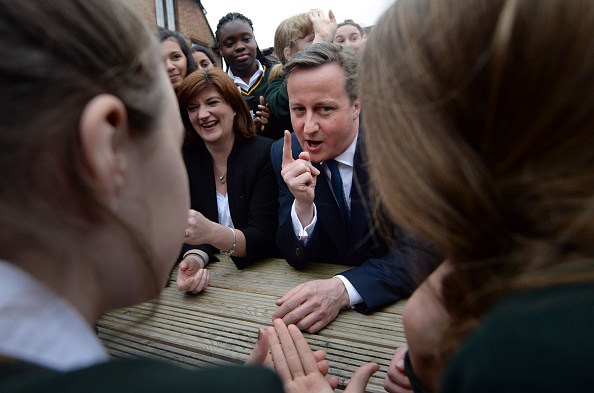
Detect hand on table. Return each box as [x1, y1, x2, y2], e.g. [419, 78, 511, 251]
[176, 253, 210, 294]
[273, 277, 349, 333]
[384, 346, 413, 393]
[281, 130, 320, 226]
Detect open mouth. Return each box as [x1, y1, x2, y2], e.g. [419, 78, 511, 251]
[201, 120, 218, 129]
[305, 140, 322, 149]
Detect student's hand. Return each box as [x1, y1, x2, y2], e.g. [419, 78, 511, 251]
[269, 319, 377, 393]
[281, 130, 320, 227]
[246, 327, 336, 387]
[254, 96, 270, 133]
[269, 319, 338, 392]
[309, 9, 337, 44]
[273, 277, 349, 333]
[176, 253, 210, 294]
[384, 346, 413, 393]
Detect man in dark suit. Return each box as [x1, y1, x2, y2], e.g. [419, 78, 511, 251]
[270, 43, 439, 333]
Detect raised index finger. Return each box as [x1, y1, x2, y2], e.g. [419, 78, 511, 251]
[282, 130, 294, 167]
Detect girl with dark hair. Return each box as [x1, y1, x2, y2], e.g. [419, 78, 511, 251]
[191, 42, 217, 70]
[214, 12, 279, 139]
[157, 27, 197, 90]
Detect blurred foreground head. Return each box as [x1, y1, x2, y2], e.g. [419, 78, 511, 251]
[0, 0, 189, 313]
[361, 0, 594, 318]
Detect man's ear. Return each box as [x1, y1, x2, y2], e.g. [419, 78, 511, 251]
[352, 98, 361, 120]
[78, 94, 128, 206]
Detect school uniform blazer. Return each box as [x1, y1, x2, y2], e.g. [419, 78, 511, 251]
[181, 136, 279, 270]
[270, 131, 439, 312]
[0, 359, 283, 393]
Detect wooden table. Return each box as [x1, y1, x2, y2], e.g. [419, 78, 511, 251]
[97, 257, 407, 392]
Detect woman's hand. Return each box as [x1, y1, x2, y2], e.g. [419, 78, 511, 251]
[184, 209, 214, 245]
[176, 252, 210, 294]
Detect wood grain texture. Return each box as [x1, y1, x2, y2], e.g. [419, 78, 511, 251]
[97, 256, 407, 392]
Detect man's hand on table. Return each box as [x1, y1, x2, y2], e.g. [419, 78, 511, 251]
[273, 277, 350, 333]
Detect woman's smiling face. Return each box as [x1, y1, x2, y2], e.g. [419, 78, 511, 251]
[187, 86, 235, 146]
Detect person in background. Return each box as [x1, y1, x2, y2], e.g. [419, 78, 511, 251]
[158, 27, 197, 90]
[175, 68, 279, 294]
[270, 43, 439, 334]
[191, 42, 217, 71]
[360, 0, 594, 392]
[333, 20, 365, 55]
[0, 0, 286, 391]
[264, 9, 337, 134]
[214, 12, 276, 139]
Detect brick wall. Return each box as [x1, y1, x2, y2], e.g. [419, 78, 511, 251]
[123, 0, 214, 46]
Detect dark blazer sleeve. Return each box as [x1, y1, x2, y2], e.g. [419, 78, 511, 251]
[270, 134, 320, 269]
[180, 142, 221, 264]
[227, 136, 279, 269]
[340, 230, 441, 313]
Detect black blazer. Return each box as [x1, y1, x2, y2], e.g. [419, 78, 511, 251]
[271, 131, 439, 312]
[182, 136, 279, 269]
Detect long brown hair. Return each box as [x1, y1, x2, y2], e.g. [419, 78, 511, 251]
[176, 68, 256, 146]
[361, 0, 594, 359]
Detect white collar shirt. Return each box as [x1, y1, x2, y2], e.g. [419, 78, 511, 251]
[0, 260, 108, 371]
[227, 59, 264, 92]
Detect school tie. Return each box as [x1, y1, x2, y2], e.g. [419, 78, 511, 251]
[326, 159, 350, 224]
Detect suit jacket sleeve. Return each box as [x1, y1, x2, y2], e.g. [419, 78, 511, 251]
[270, 135, 324, 269]
[340, 230, 441, 313]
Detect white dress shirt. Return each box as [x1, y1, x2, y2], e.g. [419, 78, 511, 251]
[0, 260, 108, 371]
[290, 134, 363, 306]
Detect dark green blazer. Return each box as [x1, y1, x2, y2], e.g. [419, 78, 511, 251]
[0, 358, 283, 393]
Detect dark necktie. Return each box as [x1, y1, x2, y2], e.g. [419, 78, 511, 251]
[326, 159, 351, 225]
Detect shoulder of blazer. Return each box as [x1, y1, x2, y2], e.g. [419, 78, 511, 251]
[230, 136, 274, 163]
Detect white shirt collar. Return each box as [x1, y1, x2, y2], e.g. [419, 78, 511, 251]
[228, 59, 264, 91]
[0, 260, 108, 370]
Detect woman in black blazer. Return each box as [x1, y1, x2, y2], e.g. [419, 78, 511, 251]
[176, 68, 279, 293]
